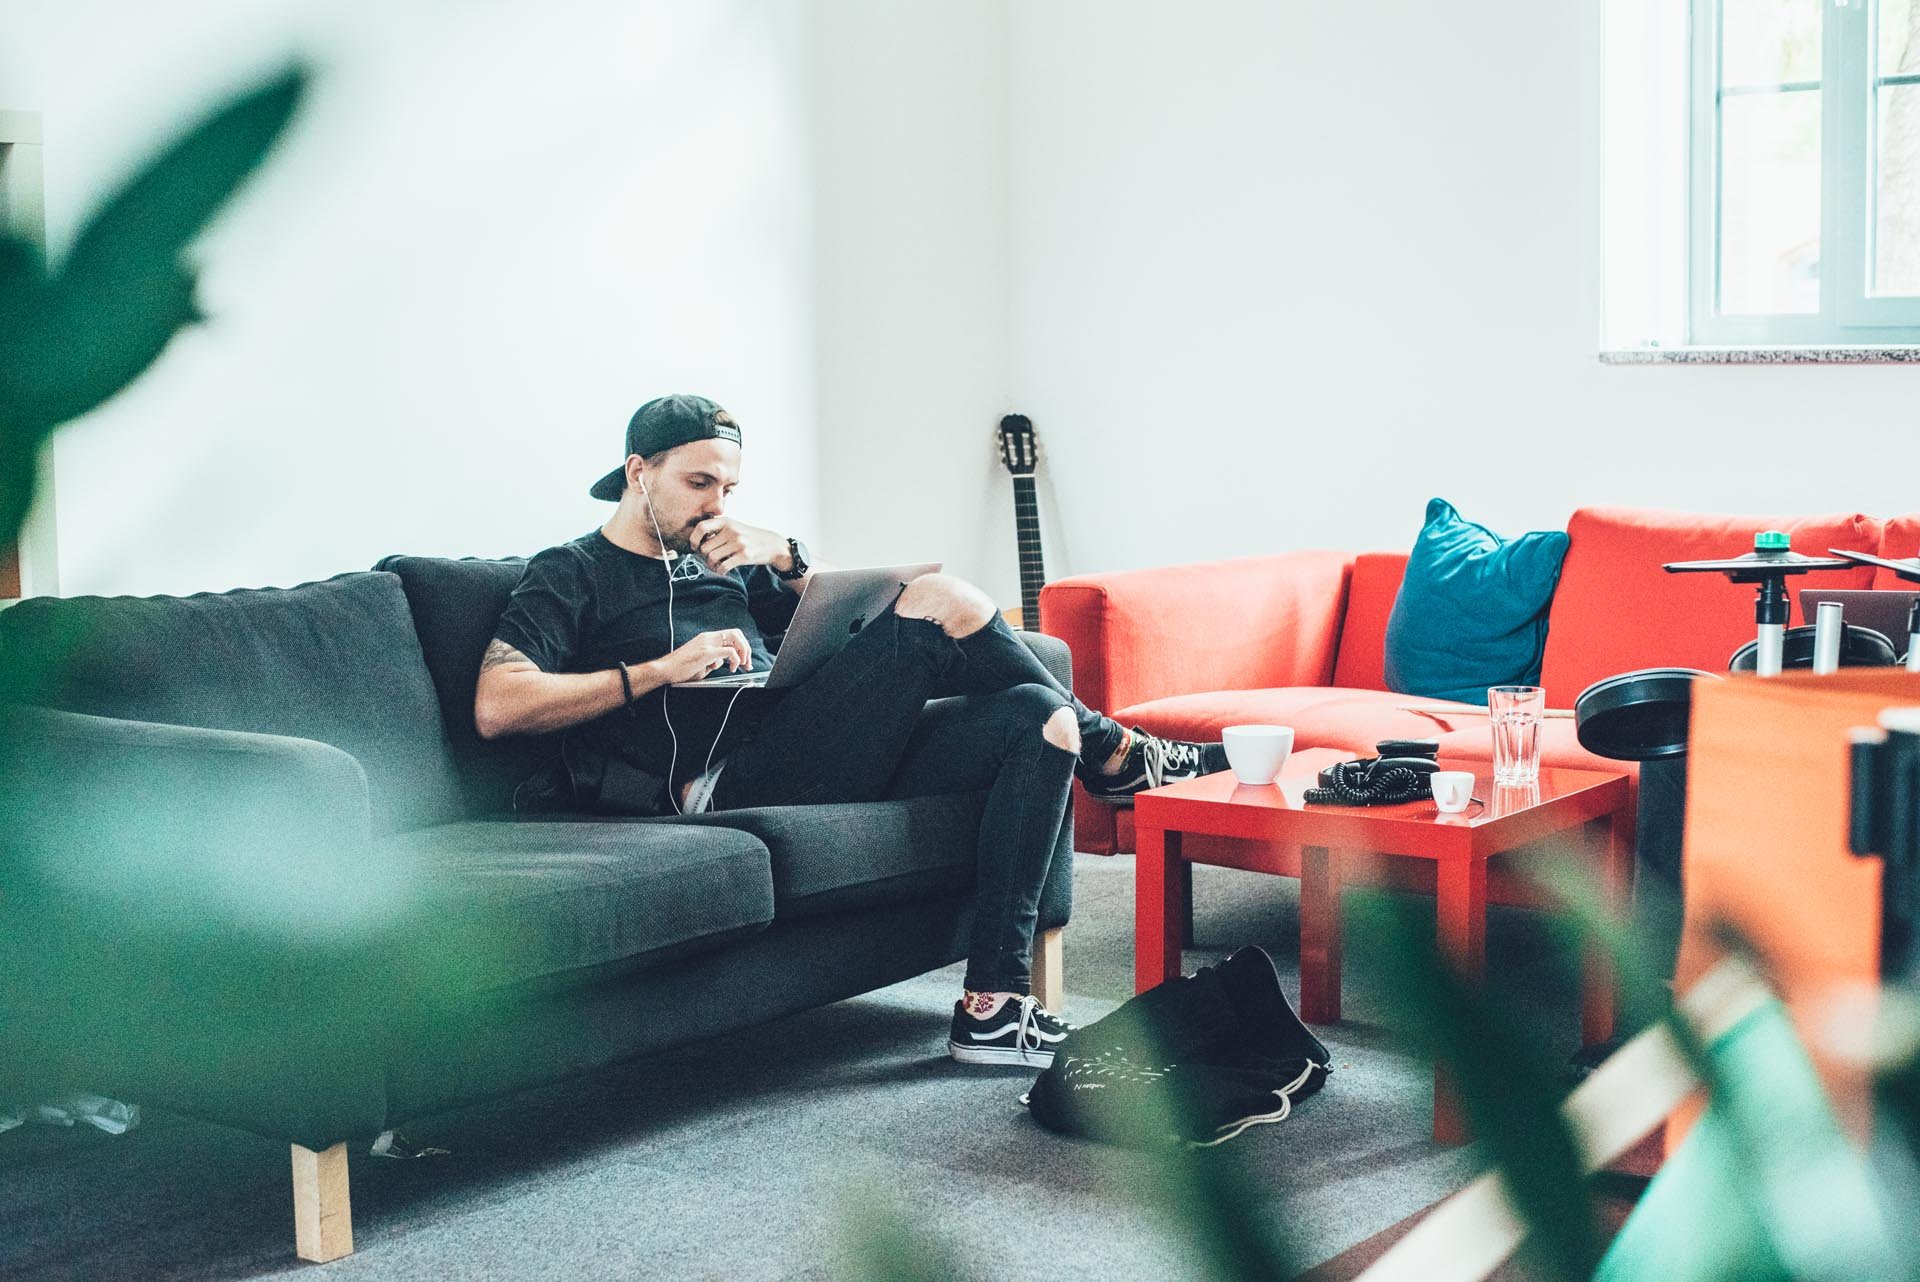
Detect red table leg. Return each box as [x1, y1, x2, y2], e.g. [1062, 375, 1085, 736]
[1135, 823, 1185, 994]
[1433, 854, 1489, 1146]
[1582, 809, 1634, 1048]
[1299, 845, 1343, 1024]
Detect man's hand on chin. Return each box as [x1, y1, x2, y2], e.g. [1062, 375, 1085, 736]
[690, 518, 790, 575]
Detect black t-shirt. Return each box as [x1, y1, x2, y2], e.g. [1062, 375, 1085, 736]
[492, 530, 799, 787]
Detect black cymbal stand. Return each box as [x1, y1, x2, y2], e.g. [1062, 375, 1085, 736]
[1663, 532, 1854, 677]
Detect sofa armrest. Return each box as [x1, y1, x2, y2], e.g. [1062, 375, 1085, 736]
[1016, 629, 1072, 691]
[0, 709, 411, 1138]
[0, 708, 399, 978]
[1038, 550, 1356, 713]
[5, 706, 375, 881]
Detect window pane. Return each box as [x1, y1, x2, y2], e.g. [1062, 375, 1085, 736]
[1720, 89, 1822, 314]
[1877, 85, 1920, 293]
[1882, 0, 1917, 76]
[1723, 0, 1822, 86]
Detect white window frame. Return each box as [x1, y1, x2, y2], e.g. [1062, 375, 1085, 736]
[1689, 0, 1920, 345]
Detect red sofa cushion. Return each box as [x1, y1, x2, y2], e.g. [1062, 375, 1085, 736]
[1330, 553, 1408, 693]
[1114, 687, 1474, 758]
[1537, 507, 1882, 708]
[1875, 514, 1920, 588]
[1040, 550, 1354, 714]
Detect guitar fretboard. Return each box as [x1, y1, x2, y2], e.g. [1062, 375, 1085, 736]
[1013, 474, 1044, 630]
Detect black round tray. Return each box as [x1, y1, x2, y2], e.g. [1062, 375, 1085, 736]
[1727, 624, 1900, 672]
[1575, 667, 1721, 762]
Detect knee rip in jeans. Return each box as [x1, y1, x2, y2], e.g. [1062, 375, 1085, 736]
[1042, 704, 1080, 755]
[896, 573, 994, 639]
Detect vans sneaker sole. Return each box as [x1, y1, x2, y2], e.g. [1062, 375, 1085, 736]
[947, 1039, 1057, 1067]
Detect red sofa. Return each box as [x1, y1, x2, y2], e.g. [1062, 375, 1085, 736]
[1043, 506, 1906, 858]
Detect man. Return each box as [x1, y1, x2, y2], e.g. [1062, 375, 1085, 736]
[474, 394, 1226, 1067]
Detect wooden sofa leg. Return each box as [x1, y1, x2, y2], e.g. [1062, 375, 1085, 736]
[1033, 926, 1065, 1013]
[291, 1141, 353, 1263]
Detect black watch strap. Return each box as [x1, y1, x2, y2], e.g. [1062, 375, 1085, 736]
[776, 537, 809, 581]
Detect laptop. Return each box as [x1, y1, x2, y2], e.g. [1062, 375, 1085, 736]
[1797, 588, 1920, 645]
[673, 563, 941, 689]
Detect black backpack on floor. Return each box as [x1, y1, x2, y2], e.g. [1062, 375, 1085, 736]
[1025, 946, 1332, 1148]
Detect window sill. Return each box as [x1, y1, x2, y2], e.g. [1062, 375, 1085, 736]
[1599, 346, 1920, 365]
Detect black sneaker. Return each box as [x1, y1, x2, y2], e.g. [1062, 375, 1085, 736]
[948, 995, 1073, 1067]
[1079, 728, 1229, 803]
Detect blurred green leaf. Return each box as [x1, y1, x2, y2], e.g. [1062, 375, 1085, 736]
[1527, 857, 1725, 1106]
[837, 1187, 970, 1282]
[1353, 888, 1605, 1282]
[0, 63, 308, 543]
[1128, 1142, 1300, 1282]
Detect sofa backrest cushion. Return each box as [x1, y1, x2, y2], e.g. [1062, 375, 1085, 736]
[0, 571, 465, 835]
[1537, 507, 1883, 707]
[1331, 553, 1409, 692]
[1875, 514, 1920, 588]
[374, 554, 561, 816]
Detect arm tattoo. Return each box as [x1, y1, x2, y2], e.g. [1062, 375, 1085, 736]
[481, 639, 528, 672]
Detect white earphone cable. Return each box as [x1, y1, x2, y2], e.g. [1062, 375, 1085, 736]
[639, 474, 741, 816]
[640, 477, 686, 813]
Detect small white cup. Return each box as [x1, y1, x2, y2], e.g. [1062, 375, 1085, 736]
[1221, 725, 1294, 785]
[1430, 770, 1475, 814]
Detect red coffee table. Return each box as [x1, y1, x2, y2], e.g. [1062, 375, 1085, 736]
[1133, 747, 1633, 1144]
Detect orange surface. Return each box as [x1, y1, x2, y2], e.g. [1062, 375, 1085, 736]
[1113, 687, 1473, 757]
[1039, 549, 1354, 715]
[1329, 552, 1409, 692]
[1673, 668, 1920, 1144]
[1049, 508, 1898, 859]
[1536, 507, 1881, 709]
[1873, 513, 1920, 587]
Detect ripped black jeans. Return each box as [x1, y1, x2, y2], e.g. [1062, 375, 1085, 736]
[710, 609, 1127, 995]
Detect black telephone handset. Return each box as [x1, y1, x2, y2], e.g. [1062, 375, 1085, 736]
[1307, 739, 1442, 806]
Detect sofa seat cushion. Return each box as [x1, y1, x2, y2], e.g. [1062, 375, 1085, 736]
[1114, 687, 1478, 757]
[374, 820, 774, 993]
[670, 792, 988, 920]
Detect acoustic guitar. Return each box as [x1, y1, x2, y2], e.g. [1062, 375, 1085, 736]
[995, 413, 1046, 631]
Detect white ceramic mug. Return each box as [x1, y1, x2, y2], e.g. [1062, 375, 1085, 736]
[1221, 725, 1294, 785]
[1430, 770, 1475, 813]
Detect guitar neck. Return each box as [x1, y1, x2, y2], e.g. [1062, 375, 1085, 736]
[1012, 475, 1045, 628]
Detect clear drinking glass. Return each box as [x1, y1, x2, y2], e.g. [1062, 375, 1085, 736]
[1487, 685, 1545, 786]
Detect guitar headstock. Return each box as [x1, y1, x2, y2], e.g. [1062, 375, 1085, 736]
[996, 413, 1040, 477]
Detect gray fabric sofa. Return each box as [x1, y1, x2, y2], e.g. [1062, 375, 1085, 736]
[0, 556, 1072, 1262]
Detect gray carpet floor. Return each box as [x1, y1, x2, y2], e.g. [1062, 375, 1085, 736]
[0, 853, 1586, 1281]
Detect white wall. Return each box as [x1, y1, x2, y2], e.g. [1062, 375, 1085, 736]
[780, 0, 1906, 600]
[4, 0, 818, 597]
[16, 1, 1919, 601]
[808, 0, 1022, 591]
[1001, 0, 1920, 579]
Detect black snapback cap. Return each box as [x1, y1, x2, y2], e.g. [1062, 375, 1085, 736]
[589, 394, 743, 501]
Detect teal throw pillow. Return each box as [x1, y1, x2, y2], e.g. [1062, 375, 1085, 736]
[1382, 498, 1569, 705]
